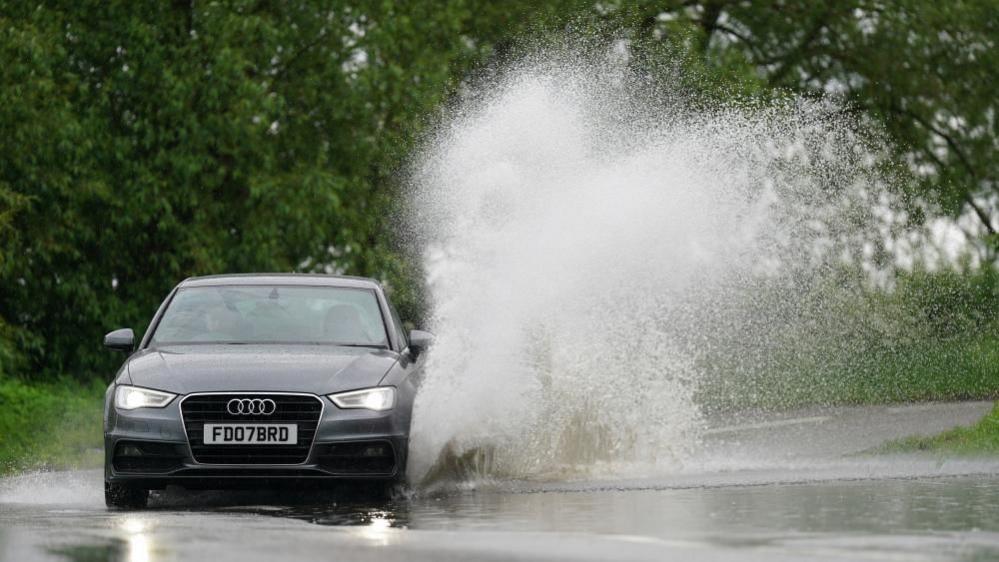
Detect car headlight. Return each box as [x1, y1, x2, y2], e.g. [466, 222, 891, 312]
[115, 385, 176, 410]
[328, 387, 396, 411]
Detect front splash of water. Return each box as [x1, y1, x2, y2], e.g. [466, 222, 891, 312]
[406, 51, 883, 486]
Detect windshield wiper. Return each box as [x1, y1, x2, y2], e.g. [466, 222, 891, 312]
[333, 343, 388, 349]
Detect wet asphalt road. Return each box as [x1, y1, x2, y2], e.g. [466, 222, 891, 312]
[1, 401, 996, 562]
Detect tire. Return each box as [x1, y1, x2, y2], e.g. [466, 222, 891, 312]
[104, 482, 148, 509]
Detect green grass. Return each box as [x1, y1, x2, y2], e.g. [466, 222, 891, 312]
[880, 404, 999, 454]
[698, 267, 999, 413]
[699, 329, 999, 412]
[0, 378, 105, 474]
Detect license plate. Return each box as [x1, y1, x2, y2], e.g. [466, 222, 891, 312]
[203, 424, 298, 445]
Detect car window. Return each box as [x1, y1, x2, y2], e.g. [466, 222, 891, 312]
[150, 285, 388, 347]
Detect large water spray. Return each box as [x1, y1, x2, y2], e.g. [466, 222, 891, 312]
[406, 51, 888, 485]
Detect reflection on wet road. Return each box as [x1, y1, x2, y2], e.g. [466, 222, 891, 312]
[2, 401, 997, 561]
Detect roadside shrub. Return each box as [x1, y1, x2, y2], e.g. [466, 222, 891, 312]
[0, 378, 104, 473]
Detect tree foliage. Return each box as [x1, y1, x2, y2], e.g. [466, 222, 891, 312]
[0, 1, 994, 380]
[0, 1, 491, 378]
[595, 1, 998, 251]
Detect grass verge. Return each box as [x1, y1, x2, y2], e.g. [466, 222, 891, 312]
[0, 377, 105, 474]
[699, 330, 999, 412]
[698, 267, 999, 413]
[880, 403, 999, 455]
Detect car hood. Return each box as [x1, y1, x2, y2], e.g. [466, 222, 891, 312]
[124, 345, 400, 395]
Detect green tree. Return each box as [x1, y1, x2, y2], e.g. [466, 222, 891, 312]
[0, 1, 492, 379]
[584, 1, 998, 258]
[1, 0, 994, 382]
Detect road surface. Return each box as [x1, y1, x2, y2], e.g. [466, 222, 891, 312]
[1, 401, 996, 561]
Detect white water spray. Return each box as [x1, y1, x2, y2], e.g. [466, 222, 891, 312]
[407, 51, 886, 484]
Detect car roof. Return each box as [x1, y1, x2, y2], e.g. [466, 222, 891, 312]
[178, 273, 383, 290]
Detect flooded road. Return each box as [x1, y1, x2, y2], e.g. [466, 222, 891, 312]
[2, 401, 996, 562]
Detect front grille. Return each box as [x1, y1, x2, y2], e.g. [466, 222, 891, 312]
[181, 394, 323, 464]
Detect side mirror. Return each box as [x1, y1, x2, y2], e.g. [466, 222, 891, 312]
[407, 330, 434, 358]
[104, 328, 135, 353]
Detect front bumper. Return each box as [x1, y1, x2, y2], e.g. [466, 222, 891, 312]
[105, 393, 409, 490]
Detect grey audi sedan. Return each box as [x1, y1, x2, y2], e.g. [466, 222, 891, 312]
[101, 274, 432, 509]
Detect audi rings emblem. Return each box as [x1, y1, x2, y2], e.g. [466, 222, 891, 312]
[226, 398, 277, 416]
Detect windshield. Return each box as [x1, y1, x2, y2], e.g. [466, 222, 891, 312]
[150, 285, 388, 347]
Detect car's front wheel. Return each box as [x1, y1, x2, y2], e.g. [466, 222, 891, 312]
[104, 482, 148, 509]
